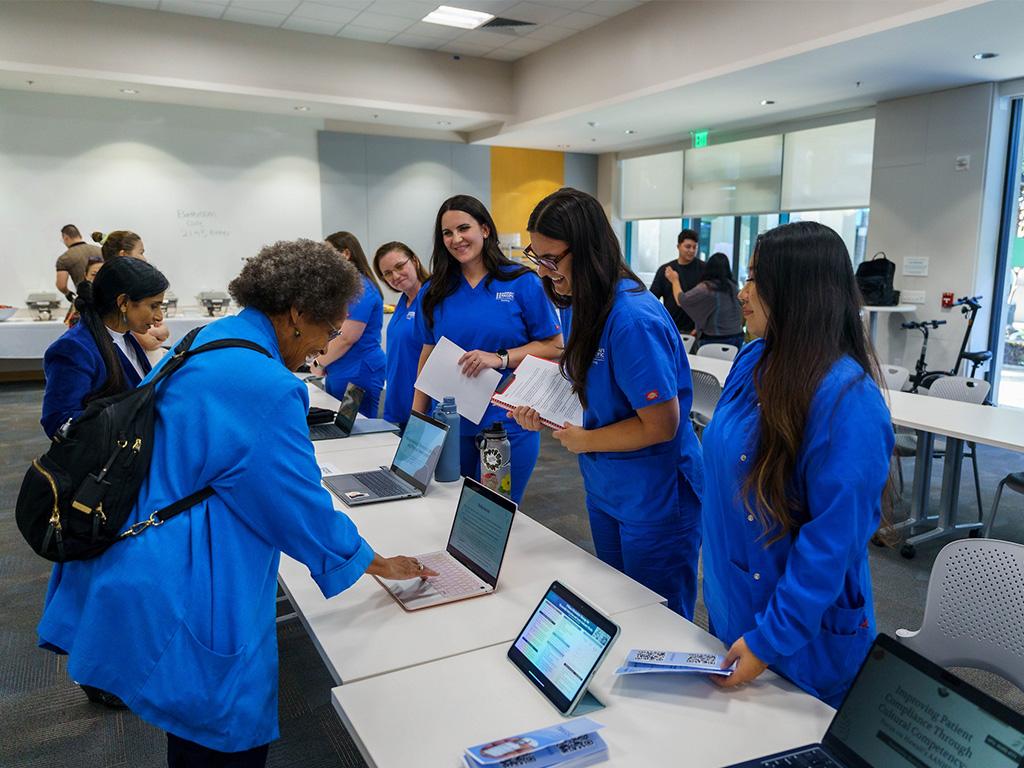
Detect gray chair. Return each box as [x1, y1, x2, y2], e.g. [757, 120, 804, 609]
[983, 471, 1024, 538]
[881, 364, 909, 392]
[897, 539, 1024, 692]
[680, 333, 697, 353]
[689, 369, 722, 441]
[695, 343, 738, 362]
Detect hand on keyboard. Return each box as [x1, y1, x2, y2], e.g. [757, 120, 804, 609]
[366, 554, 438, 580]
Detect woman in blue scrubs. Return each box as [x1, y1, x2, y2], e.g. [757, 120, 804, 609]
[702, 221, 894, 707]
[312, 231, 386, 418]
[412, 195, 562, 505]
[510, 188, 704, 619]
[372, 241, 429, 432]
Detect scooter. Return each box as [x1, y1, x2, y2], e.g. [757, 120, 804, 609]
[902, 296, 990, 393]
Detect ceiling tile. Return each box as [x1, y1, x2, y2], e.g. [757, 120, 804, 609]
[337, 24, 397, 42]
[101, 0, 160, 8]
[549, 10, 604, 31]
[229, 0, 300, 13]
[524, 24, 577, 43]
[457, 28, 526, 46]
[159, 0, 225, 19]
[581, 0, 642, 17]
[483, 46, 527, 61]
[445, 0, 519, 14]
[388, 32, 446, 50]
[502, 1, 576, 25]
[291, 1, 360, 23]
[348, 10, 416, 32]
[368, 0, 437, 20]
[401, 21, 466, 41]
[281, 16, 343, 33]
[314, 0, 371, 8]
[436, 40, 495, 57]
[221, 7, 289, 26]
[497, 36, 547, 53]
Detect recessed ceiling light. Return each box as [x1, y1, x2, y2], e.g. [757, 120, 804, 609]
[760, 99, 775, 105]
[423, 5, 494, 29]
[294, 106, 310, 111]
[120, 88, 138, 94]
[973, 52, 998, 60]
[437, 121, 451, 126]
[557, 144, 570, 148]
[624, 129, 636, 135]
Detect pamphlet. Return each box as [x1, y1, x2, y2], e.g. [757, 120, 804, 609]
[613, 649, 736, 676]
[490, 355, 583, 429]
[464, 718, 606, 768]
[414, 336, 502, 425]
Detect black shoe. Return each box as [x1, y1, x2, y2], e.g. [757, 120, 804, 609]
[80, 684, 128, 710]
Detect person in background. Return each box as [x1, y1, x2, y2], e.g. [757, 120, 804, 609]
[84, 255, 104, 282]
[55, 224, 102, 300]
[649, 228, 703, 333]
[412, 195, 562, 505]
[91, 231, 104, 245]
[312, 231, 386, 418]
[701, 221, 894, 707]
[372, 241, 429, 432]
[666, 252, 745, 350]
[42, 257, 168, 440]
[37, 239, 436, 768]
[101, 230, 169, 355]
[510, 188, 704, 618]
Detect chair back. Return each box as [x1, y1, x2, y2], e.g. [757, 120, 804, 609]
[680, 333, 696, 353]
[695, 344, 738, 362]
[689, 370, 723, 437]
[927, 375, 990, 404]
[896, 539, 1024, 691]
[881, 364, 909, 392]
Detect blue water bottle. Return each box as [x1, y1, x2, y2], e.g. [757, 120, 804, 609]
[432, 396, 461, 482]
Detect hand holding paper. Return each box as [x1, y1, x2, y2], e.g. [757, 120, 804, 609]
[415, 337, 502, 425]
[491, 355, 583, 429]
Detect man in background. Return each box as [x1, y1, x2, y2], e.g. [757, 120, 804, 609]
[55, 224, 102, 299]
[649, 229, 703, 333]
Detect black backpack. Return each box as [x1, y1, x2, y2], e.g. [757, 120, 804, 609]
[856, 251, 900, 306]
[16, 328, 270, 562]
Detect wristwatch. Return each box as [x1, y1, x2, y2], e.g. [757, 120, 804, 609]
[497, 348, 509, 368]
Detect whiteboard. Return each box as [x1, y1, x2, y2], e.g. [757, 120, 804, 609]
[1, 90, 323, 311]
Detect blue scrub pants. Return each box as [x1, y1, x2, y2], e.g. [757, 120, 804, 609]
[325, 363, 384, 419]
[586, 476, 701, 619]
[458, 427, 539, 506]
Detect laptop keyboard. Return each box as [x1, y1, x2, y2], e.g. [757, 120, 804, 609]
[309, 424, 341, 439]
[353, 470, 409, 498]
[419, 552, 486, 597]
[761, 748, 841, 768]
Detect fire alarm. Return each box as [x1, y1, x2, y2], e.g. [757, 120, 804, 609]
[942, 292, 954, 308]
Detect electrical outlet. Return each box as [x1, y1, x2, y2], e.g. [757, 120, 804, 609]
[902, 290, 926, 304]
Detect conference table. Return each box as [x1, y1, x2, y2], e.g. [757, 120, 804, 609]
[0, 314, 217, 358]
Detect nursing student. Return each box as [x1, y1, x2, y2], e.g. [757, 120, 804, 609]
[311, 231, 386, 418]
[510, 188, 704, 619]
[412, 195, 562, 505]
[701, 221, 894, 707]
[372, 241, 429, 432]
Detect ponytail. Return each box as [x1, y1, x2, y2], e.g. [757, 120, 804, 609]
[74, 281, 126, 403]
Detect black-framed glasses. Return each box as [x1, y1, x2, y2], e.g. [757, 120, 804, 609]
[520, 244, 571, 271]
[326, 320, 344, 342]
[381, 258, 411, 280]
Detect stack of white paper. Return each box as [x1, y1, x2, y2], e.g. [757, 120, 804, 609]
[463, 718, 608, 768]
[613, 648, 736, 676]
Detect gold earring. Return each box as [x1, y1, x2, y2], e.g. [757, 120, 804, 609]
[294, 329, 301, 337]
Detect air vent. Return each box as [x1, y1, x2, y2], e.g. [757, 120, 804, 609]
[480, 17, 536, 31]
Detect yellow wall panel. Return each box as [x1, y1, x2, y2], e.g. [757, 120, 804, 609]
[490, 147, 564, 255]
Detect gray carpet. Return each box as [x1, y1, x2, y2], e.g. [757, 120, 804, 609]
[2, 381, 1022, 768]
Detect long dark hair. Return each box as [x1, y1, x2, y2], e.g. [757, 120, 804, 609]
[326, 231, 382, 298]
[421, 195, 529, 329]
[527, 188, 644, 409]
[702, 252, 737, 296]
[743, 221, 887, 544]
[74, 257, 168, 404]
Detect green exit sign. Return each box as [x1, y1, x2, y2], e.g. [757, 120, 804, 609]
[692, 130, 709, 148]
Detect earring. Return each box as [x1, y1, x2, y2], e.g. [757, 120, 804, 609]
[122, 312, 127, 325]
[294, 329, 301, 337]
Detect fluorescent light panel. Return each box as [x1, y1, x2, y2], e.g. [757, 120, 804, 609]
[423, 5, 494, 29]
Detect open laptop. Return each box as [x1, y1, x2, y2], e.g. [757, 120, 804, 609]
[374, 476, 517, 610]
[323, 410, 449, 506]
[723, 632, 1024, 768]
[309, 382, 365, 440]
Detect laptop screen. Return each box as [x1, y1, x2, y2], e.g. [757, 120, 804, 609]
[825, 634, 1024, 768]
[446, 477, 517, 587]
[334, 383, 365, 435]
[390, 410, 449, 491]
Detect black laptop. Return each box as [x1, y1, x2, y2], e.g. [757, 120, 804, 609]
[724, 632, 1024, 768]
[308, 382, 399, 441]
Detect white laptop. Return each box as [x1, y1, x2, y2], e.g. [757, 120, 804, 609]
[374, 476, 517, 611]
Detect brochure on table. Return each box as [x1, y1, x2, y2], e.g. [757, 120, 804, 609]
[613, 648, 736, 676]
[464, 718, 607, 768]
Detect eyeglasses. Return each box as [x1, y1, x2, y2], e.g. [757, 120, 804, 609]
[326, 320, 344, 342]
[380, 258, 411, 280]
[520, 244, 571, 272]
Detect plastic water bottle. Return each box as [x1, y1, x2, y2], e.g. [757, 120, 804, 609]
[476, 422, 511, 497]
[432, 397, 461, 482]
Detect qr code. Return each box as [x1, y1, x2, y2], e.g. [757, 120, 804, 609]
[685, 653, 718, 666]
[501, 754, 538, 767]
[633, 650, 667, 662]
[557, 736, 594, 754]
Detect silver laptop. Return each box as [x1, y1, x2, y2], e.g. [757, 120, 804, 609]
[723, 632, 1024, 768]
[375, 477, 517, 611]
[323, 410, 449, 506]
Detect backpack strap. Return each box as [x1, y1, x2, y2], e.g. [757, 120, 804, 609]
[119, 486, 216, 540]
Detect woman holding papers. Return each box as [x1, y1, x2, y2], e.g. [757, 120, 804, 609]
[701, 221, 894, 707]
[511, 188, 704, 619]
[312, 231, 386, 418]
[373, 241, 429, 432]
[412, 195, 562, 505]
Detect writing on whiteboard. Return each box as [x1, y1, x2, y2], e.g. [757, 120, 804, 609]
[177, 210, 230, 239]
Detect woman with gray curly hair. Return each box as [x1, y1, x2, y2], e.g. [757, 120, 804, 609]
[36, 239, 436, 768]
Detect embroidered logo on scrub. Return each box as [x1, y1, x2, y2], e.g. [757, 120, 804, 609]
[406, 311, 416, 320]
[593, 348, 606, 364]
[645, 391, 659, 401]
[495, 291, 515, 303]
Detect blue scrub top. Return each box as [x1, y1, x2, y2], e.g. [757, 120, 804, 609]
[568, 280, 704, 522]
[415, 266, 561, 429]
[325, 273, 385, 379]
[383, 290, 423, 425]
[701, 339, 894, 704]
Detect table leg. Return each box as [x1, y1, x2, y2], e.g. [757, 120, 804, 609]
[896, 430, 936, 531]
[905, 438, 982, 546]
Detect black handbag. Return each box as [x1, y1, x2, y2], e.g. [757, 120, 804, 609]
[856, 251, 900, 306]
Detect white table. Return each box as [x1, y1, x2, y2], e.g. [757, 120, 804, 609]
[331, 602, 835, 768]
[862, 304, 915, 341]
[0, 315, 216, 359]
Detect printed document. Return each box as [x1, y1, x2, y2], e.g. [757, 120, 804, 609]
[490, 355, 583, 429]
[415, 336, 502, 425]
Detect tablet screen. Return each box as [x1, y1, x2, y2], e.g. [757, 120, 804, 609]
[507, 581, 620, 714]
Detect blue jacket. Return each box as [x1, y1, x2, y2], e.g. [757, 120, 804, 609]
[41, 321, 152, 438]
[701, 339, 894, 706]
[37, 309, 375, 751]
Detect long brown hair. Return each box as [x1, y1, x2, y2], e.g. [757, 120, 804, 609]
[326, 231, 382, 298]
[743, 221, 891, 544]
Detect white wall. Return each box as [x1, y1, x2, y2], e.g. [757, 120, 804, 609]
[1, 89, 324, 310]
[868, 83, 1010, 376]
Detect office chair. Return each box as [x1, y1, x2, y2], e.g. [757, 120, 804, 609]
[881, 364, 909, 392]
[896, 538, 1024, 692]
[984, 471, 1024, 539]
[689, 369, 722, 441]
[695, 344, 738, 362]
[680, 333, 696, 353]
